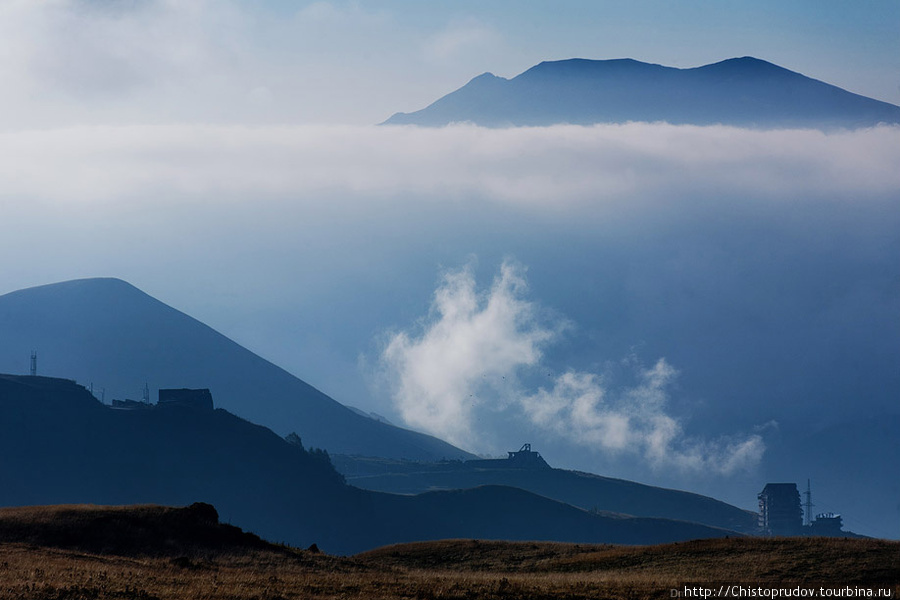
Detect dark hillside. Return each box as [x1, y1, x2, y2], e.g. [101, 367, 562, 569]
[0, 503, 271, 558]
[0, 278, 470, 461]
[362, 485, 738, 547]
[333, 454, 759, 534]
[0, 375, 740, 554]
[0, 374, 350, 550]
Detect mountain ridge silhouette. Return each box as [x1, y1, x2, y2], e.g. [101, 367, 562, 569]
[0, 277, 471, 461]
[383, 56, 900, 128]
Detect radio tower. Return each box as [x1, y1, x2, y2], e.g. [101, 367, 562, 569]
[142, 382, 150, 404]
[30, 351, 37, 376]
[804, 479, 815, 527]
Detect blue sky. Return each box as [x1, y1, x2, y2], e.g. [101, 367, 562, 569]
[0, 1, 896, 127]
[254, 0, 900, 112]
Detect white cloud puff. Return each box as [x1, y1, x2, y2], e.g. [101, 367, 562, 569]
[380, 260, 765, 474]
[521, 362, 764, 474]
[381, 261, 556, 446]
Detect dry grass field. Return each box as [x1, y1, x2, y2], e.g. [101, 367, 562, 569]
[0, 505, 897, 600]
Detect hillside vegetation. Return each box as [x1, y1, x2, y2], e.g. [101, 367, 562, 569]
[0, 505, 896, 600]
[360, 538, 900, 582]
[0, 503, 270, 558]
[0, 374, 739, 553]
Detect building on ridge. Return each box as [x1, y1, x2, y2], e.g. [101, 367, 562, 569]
[758, 482, 803, 535]
[157, 388, 214, 411]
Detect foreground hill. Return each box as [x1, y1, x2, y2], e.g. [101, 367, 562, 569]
[360, 538, 900, 583]
[0, 505, 896, 599]
[333, 454, 758, 534]
[0, 277, 469, 461]
[0, 503, 272, 558]
[383, 56, 900, 128]
[0, 375, 736, 554]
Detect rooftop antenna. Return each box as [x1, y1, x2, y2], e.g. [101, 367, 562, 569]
[804, 479, 815, 527]
[30, 351, 37, 376]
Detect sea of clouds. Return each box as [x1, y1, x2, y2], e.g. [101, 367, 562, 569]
[1, 123, 897, 207]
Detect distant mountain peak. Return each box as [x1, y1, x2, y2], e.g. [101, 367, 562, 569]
[383, 56, 900, 128]
[720, 56, 774, 65]
[0, 277, 473, 461]
[7, 276, 134, 294]
[532, 57, 649, 70]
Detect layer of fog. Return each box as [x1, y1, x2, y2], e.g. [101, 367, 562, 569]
[1, 123, 897, 206]
[0, 123, 897, 513]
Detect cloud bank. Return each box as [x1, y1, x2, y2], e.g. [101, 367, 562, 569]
[1, 124, 897, 209]
[380, 260, 764, 475]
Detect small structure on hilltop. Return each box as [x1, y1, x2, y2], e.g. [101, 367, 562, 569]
[758, 481, 850, 537]
[466, 443, 551, 470]
[758, 483, 803, 535]
[505, 444, 548, 467]
[157, 388, 214, 411]
[111, 398, 153, 410]
[105, 388, 215, 411]
[111, 383, 154, 410]
[809, 512, 844, 536]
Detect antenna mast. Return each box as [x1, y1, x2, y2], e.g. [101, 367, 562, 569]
[30, 351, 37, 376]
[142, 382, 150, 404]
[804, 479, 815, 527]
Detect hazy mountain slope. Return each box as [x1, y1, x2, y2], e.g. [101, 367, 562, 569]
[383, 57, 900, 128]
[362, 485, 737, 547]
[0, 278, 470, 461]
[332, 455, 758, 534]
[0, 375, 737, 554]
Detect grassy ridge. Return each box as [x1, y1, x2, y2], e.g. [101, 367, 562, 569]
[0, 505, 897, 599]
[360, 537, 900, 582]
